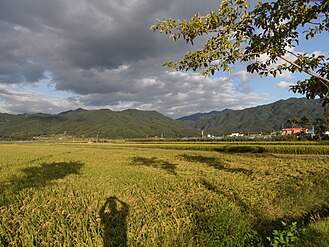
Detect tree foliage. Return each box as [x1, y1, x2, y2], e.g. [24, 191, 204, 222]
[287, 117, 300, 128]
[151, 0, 329, 103]
[324, 105, 329, 129]
[300, 116, 310, 127]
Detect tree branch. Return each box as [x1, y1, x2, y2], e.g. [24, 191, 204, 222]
[236, 52, 263, 59]
[278, 55, 329, 90]
[308, 21, 329, 31]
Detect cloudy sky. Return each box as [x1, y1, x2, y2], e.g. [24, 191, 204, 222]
[0, 0, 328, 118]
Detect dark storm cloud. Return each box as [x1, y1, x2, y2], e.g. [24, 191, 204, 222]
[0, 0, 265, 117]
[0, 0, 220, 79]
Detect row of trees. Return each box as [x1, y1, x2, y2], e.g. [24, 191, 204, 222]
[287, 116, 310, 128]
[286, 115, 328, 138]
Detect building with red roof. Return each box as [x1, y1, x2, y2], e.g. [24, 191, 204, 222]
[282, 127, 308, 135]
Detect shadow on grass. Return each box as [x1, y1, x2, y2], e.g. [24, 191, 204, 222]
[27, 152, 72, 164]
[179, 154, 252, 176]
[100, 196, 129, 247]
[199, 177, 329, 245]
[9, 161, 84, 190]
[200, 178, 250, 211]
[256, 205, 329, 245]
[130, 156, 177, 175]
[215, 145, 266, 154]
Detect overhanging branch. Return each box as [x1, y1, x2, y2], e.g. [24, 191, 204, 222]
[278, 55, 329, 90]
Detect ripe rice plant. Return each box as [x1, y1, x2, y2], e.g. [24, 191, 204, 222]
[0, 143, 328, 246]
[107, 141, 329, 155]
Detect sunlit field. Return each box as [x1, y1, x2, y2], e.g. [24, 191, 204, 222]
[1, 142, 329, 246]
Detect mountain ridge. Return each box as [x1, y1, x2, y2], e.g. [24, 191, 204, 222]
[178, 97, 324, 134]
[0, 97, 325, 139]
[0, 109, 199, 139]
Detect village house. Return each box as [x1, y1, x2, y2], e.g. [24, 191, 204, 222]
[281, 127, 308, 135]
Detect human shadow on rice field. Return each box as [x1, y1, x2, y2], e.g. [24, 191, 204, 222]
[100, 196, 129, 247]
[6, 161, 84, 191]
[130, 156, 177, 175]
[179, 154, 253, 176]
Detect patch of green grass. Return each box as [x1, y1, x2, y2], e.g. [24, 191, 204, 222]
[297, 217, 329, 247]
[0, 143, 329, 246]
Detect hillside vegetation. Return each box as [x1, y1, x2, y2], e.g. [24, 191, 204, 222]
[0, 98, 325, 139]
[179, 98, 324, 134]
[0, 109, 199, 139]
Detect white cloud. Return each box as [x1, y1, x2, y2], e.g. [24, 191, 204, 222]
[1, 0, 317, 119]
[0, 84, 78, 114]
[277, 70, 293, 79]
[111, 64, 130, 73]
[312, 51, 325, 57]
[0, 69, 269, 118]
[278, 80, 294, 89]
[234, 70, 249, 81]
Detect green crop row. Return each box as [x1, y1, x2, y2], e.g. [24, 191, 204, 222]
[107, 142, 329, 155]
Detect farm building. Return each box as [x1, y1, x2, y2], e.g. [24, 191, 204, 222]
[282, 127, 308, 135]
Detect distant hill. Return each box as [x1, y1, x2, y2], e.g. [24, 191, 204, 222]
[1, 98, 324, 139]
[0, 109, 199, 139]
[178, 109, 231, 121]
[178, 98, 324, 134]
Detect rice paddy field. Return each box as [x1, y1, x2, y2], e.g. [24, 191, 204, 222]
[0, 141, 329, 246]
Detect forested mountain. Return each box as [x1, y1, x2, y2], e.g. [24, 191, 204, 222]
[178, 98, 324, 134]
[0, 109, 199, 139]
[0, 98, 324, 139]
